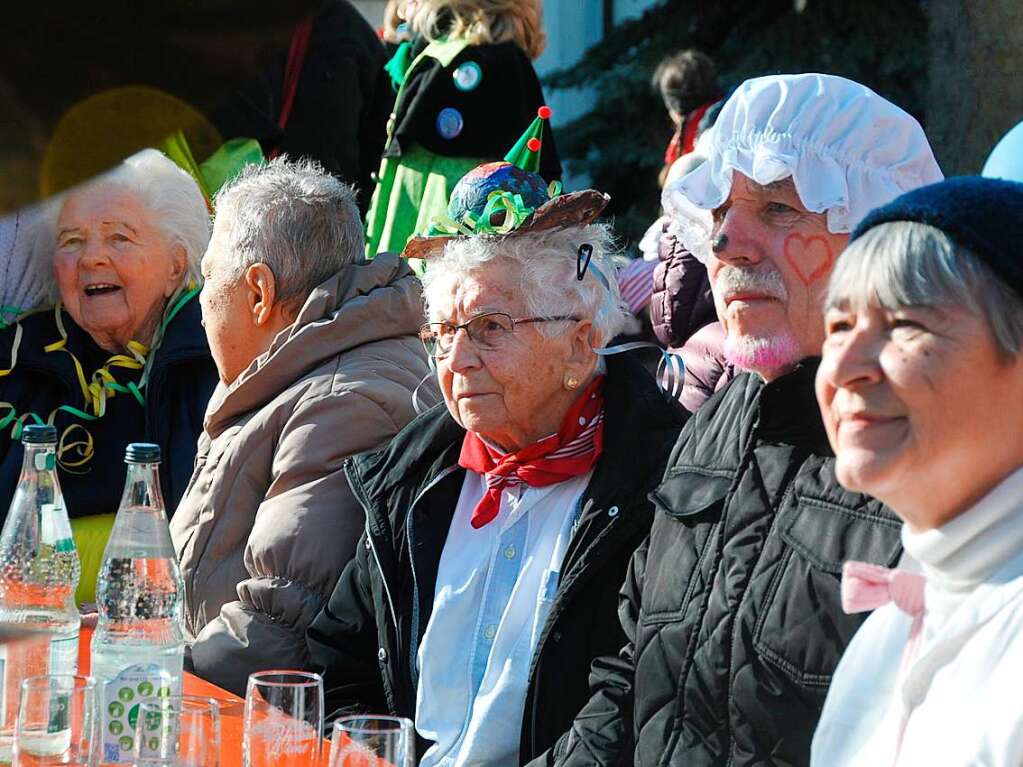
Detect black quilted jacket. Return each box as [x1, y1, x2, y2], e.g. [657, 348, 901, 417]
[306, 356, 685, 762]
[532, 360, 903, 767]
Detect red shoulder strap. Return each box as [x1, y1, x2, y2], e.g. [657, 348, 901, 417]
[271, 14, 314, 159]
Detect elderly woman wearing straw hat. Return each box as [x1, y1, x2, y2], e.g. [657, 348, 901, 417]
[0, 149, 217, 602]
[307, 129, 685, 764]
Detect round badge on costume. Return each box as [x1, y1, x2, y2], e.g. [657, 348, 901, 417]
[436, 108, 464, 140]
[452, 61, 483, 92]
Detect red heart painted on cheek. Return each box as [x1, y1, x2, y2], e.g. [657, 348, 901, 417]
[783, 233, 835, 286]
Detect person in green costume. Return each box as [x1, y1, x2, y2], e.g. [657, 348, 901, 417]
[365, 0, 561, 263]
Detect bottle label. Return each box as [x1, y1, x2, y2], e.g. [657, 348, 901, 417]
[39, 504, 75, 553]
[101, 664, 178, 764]
[48, 634, 78, 677]
[33, 452, 55, 472]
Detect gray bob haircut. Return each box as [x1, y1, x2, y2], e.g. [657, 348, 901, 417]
[41, 148, 210, 302]
[213, 156, 363, 303]
[827, 220, 1023, 358]
[420, 223, 628, 345]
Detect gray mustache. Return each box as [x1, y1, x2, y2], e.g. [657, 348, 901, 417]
[715, 267, 788, 302]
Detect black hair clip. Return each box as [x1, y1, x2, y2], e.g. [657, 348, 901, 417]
[576, 244, 593, 281]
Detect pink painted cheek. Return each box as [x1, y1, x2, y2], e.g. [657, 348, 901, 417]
[782, 233, 835, 286]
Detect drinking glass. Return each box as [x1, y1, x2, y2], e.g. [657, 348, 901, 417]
[131, 696, 220, 767]
[243, 671, 323, 767]
[329, 717, 414, 767]
[13, 675, 100, 767]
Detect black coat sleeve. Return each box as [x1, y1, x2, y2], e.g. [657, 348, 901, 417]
[211, 0, 390, 214]
[306, 531, 389, 720]
[527, 536, 647, 767]
[387, 41, 561, 181]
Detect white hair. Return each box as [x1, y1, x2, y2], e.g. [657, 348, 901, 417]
[38, 148, 210, 303]
[828, 221, 1023, 358]
[212, 156, 363, 304]
[420, 223, 629, 351]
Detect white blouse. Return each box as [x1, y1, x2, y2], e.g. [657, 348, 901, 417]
[812, 466, 1023, 766]
[415, 469, 590, 767]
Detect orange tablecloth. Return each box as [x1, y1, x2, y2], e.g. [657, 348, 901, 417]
[79, 627, 329, 767]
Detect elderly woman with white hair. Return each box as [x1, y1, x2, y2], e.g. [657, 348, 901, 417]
[0, 149, 217, 602]
[812, 177, 1023, 766]
[307, 161, 685, 766]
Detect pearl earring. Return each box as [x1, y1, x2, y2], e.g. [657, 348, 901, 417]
[565, 375, 580, 390]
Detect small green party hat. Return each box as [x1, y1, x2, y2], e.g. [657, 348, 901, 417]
[504, 105, 552, 174]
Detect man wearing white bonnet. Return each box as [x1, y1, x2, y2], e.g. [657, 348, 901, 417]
[530, 74, 942, 767]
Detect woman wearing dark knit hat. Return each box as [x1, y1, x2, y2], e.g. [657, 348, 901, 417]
[813, 177, 1023, 766]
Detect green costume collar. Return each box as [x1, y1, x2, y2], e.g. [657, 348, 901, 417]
[0, 285, 201, 469]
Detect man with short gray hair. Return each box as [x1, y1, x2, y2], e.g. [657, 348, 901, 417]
[170, 157, 434, 694]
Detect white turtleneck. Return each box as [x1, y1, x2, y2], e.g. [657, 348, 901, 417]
[903, 466, 1023, 635]
[812, 465, 1023, 767]
[904, 466, 1023, 588]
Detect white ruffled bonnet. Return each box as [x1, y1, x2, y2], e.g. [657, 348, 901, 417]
[662, 73, 944, 262]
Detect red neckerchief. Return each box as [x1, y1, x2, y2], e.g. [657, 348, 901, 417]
[458, 376, 605, 529]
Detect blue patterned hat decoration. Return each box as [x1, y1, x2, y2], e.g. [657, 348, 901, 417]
[402, 107, 610, 260]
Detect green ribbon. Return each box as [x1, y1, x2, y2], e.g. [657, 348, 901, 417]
[0, 306, 23, 330]
[0, 407, 43, 439]
[160, 284, 202, 337]
[385, 41, 415, 91]
[0, 285, 202, 460]
[428, 190, 537, 238]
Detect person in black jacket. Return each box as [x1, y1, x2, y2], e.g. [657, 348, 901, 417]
[213, 0, 392, 215]
[532, 74, 945, 767]
[0, 149, 217, 604]
[365, 0, 560, 259]
[306, 172, 685, 765]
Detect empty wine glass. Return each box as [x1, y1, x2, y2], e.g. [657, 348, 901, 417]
[329, 716, 414, 767]
[243, 671, 323, 767]
[13, 675, 100, 767]
[132, 695, 220, 767]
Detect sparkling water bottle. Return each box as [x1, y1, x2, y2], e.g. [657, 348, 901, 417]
[0, 424, 81, 764]
[91, 443, 184, 764]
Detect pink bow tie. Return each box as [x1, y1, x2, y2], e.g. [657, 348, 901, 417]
[843, 561, 928, 766]
[841, 561, 926, 618]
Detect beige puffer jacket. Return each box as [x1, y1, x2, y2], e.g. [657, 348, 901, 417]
[170, 253, 433, 694]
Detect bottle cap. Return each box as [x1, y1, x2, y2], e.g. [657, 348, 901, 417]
[21, 424, 57, 444]
[125, 443, 161, 464]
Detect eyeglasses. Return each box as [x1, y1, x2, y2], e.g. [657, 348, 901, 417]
[418, 312, 580, 358]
